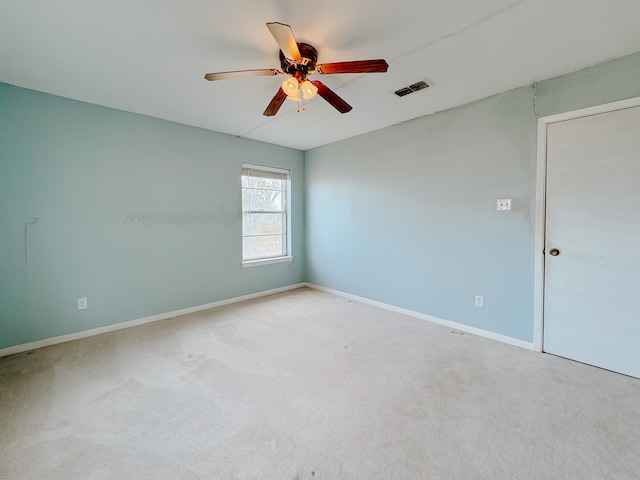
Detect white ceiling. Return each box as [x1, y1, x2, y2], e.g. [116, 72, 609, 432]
[2, 0, 640, 150]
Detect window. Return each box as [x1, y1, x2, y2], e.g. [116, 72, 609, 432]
[241, 164, 291, 266]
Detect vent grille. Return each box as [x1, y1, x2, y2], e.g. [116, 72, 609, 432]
[394, 80, 430, 97]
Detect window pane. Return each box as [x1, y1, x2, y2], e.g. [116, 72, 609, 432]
[243, 235, 285, 260]
[248, 176, 285, 191]
[242, 188, 250, 210]
[243, 213, 285, 236]
[246, 189, 283, 211]
[242, 167, 288, 182]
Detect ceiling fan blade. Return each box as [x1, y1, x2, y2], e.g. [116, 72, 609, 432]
[204, 69, 280, 81]
[266, 22, 301, 62]
[263, 88, 289, 116]
[310, 80, 352, 114]
[316, 59, 389, 75]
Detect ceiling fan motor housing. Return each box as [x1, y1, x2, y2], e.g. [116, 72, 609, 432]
[280, 43, 318, 76]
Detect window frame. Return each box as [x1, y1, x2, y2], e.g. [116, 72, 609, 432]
[241, 163, 293, 268]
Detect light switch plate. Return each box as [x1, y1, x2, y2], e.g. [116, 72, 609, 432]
[497, 198, 512, 211]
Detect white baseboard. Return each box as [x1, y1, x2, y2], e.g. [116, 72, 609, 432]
[305, 283, 535, 351]
[1, 282, 534, 357]
[0, 283, 307, 357]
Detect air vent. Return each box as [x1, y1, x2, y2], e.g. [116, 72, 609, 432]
[394, 80, 430, 97]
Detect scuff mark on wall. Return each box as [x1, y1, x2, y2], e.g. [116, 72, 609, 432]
[124, 211, 236, 227]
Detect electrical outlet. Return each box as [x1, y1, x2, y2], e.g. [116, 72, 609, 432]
[77, 297, 88, 310]
[497, 198, 512, 211]
[475, 295, 484, 308]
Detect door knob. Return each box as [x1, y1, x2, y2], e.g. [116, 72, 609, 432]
[549, 248, 560, 256]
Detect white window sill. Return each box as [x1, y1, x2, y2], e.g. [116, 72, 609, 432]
[242, 256, 294, 268]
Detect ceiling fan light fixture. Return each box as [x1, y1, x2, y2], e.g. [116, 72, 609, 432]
[301, 80, 318, 100]
[281, 76, 300, 98]
[281, 76, 318, 103]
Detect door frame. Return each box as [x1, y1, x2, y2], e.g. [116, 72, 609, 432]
[533, 96, 640, 352]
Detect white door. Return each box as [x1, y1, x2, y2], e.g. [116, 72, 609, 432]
[543, 104, 640, 378]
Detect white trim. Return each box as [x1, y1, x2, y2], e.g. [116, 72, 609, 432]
[241, 162, 289, 175]
[2, 282, 535, 357]
[539, 96, 640, 124]
[0, 283, 306, 358]
[533, 118, 548, 352]
[305, 283, 535, 351]
[242, 256, 293, 268]
[533, 95, 640, 354]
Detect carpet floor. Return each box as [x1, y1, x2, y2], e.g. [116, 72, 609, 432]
[1, 287, 639, 479]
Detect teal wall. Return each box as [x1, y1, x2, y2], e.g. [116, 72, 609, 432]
[305, 51, 640, 343]
[0, 83, 305, 349]
[3, 51, 640, 350]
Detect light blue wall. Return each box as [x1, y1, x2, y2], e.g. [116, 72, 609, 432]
[305, 88, 536, 341]
[3, 51, 640, 350]
[305, 51, 640, 343]
[535, 51, 640, 117]
[0, 83, 305, 349]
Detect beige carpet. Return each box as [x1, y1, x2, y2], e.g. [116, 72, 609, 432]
[1, 287, 639, 479]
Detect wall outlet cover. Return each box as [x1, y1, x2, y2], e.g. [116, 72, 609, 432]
[497, 198, 512, 211]
[77, 297, 88, 310]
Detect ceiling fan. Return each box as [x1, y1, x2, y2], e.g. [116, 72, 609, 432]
[204, 22, 389, 116]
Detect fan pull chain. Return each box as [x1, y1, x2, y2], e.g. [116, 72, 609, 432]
[296, 78, 306, 112]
